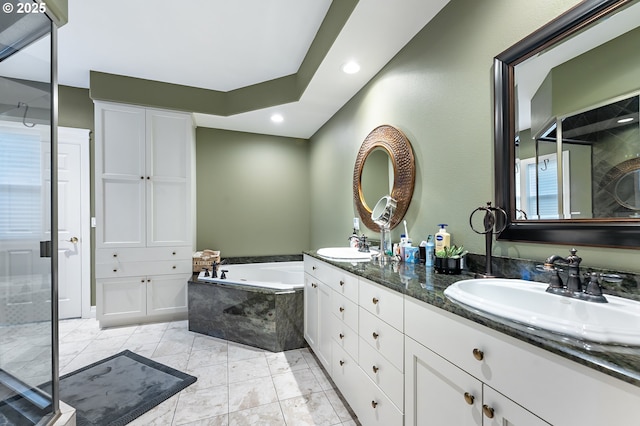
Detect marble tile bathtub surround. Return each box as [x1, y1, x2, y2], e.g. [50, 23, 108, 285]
[53, 318, 359, 426]
[188, 279, 305, 353]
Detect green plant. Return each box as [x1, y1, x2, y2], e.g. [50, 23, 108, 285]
[435, 245, 467, 259]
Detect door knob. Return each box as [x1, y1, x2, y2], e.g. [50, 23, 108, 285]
[69, 236, 78, 244]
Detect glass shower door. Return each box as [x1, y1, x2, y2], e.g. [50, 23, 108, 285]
[0, 4, 56, 424]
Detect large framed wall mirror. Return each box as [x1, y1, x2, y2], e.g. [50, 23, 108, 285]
[494, 0, 640, 247]
[353, 125, 415, 231]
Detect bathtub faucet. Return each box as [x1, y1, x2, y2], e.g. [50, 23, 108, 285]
[211, 259, 228, 278]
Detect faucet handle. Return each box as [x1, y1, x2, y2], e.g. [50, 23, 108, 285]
[584, 272, 608, 303]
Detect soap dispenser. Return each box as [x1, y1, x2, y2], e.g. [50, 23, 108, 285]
[349, 218, 360, 249]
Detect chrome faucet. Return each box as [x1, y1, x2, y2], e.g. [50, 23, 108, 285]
[542, 248, 608, 303]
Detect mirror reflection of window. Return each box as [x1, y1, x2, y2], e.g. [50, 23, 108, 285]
[361, 148, 393, 211]
[517, 152, 570, 220]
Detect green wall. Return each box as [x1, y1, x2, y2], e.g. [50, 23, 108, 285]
[195, 128, 310, 256]
[309, 0, 640, 273]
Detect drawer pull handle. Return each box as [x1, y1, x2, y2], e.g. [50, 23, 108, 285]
[339, 360, 344, 366]
[172, 251, 176, 255]
[372, 365, 379, 374]
[482, 404, 495, 419]
[113, 269, 117, 272]
[372, 332, 379, 340]
[172, 265, 176, 269]
[339, 307, 344, 313]
[312, 266, 317, 270]
[371, 401, 378, 409]
[312, 283, 318, 288]
[463, 392, 475, 405]
[339, 333, 344, 339]
[372, 297, 379, 305]
[340, 280, 344, 286]
[473, 348, 484, 361]
[112, 253, 117, 257]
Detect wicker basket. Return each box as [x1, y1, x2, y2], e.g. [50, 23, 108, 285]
[192, 249, 221, 273]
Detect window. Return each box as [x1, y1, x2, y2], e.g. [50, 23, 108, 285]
[0, 126, 43, 239]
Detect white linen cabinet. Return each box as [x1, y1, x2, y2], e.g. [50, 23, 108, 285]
[94, 102, 194, 328]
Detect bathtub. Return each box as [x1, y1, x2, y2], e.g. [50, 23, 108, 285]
[188, 261, 305, 352]
[195, 261, 303, 291]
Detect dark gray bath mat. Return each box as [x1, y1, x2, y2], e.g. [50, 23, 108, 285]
[52, 350, 196, 426]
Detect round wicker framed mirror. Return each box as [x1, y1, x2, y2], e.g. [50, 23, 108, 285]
[353, 125, 415, 231]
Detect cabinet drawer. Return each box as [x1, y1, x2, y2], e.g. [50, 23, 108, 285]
[331, 290, 358, 332]
[331, 313, 358, 360]
[359, 308, 404, 371]
[359, 278, 403, 332]
[96, 247, 192, 263]
[95, 259, 192, 278]
[359, 337, 404, 408]
[325, 267, 358, 302]
[332, 342, 403, 425]
[303, 255, 332, 283]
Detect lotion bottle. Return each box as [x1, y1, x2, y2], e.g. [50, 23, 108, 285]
[435, 224, 450, 253]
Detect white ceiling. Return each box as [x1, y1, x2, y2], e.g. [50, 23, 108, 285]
[53, 0, 450, 138]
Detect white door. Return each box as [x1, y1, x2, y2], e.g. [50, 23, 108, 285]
[44, 127, 90, 319]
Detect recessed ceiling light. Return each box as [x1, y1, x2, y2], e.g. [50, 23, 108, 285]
[341, 61, 360, 74]
[617, 117, 634, 124]
[271, 113, 284, 123]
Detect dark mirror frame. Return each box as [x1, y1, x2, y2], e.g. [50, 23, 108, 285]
[494, 0, 640, 248]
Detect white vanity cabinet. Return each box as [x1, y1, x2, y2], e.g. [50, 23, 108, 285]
[405, 297, 640, 426]
[95, 102, 194, 328]
[303, 256, 333, 370]
[303, 256, 403, 425]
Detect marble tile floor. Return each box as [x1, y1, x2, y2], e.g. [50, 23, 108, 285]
[58, 318, 360, 425]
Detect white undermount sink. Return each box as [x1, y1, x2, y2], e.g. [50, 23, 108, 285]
[317, 247, 375, 261]
[444, 278, 640, 346]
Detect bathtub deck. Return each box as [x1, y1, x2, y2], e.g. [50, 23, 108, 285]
[188, 277, 306, 352]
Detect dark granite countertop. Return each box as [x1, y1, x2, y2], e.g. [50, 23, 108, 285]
[304, 250, 640, 388]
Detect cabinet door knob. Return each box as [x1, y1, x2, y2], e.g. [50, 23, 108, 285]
[339, 360, 344, 366]
[141, 279, 145, 283]
[312, 266, 316, 270]
[372, 332, 379, 340]
[372, 365, 379, 374]
[473, 348, 484, 361]
[172, 265, 176, 269]
[339, 280, 344, 286]
[339, 307, 345, 313]
[172, 251, 176, 255]
[140, 176, 144, 180]
[113, 268, 117, 272]
[311, 283, 317, 288]
[463, 392, 475, 405]
[147, 279, 151, 282]
[339, 333, 344, 339]
[146, 176, 150, 180]
[372, 297, 379, 305]
[371, 401, 378, 409]
[482, 404, 495, 419]
[112, 253, 117, 257]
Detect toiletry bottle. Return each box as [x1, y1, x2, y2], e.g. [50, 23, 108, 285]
[349, 228, 359, 249]
[349, 218, 360, 249]
[399, 234, 408, 261]
[435, 224, 450, 253]
[425, 235, 435, 267]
